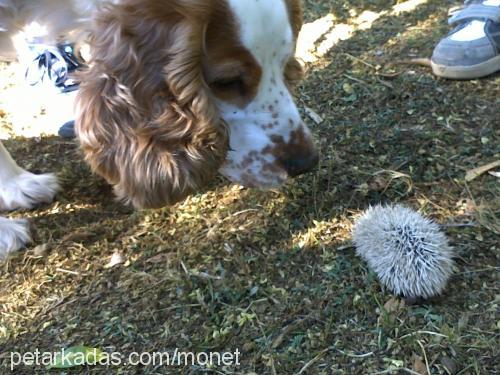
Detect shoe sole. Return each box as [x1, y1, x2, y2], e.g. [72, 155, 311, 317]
[431, 55, 500, 79]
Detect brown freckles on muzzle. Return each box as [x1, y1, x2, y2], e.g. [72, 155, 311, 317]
[265, 124, 319, 178]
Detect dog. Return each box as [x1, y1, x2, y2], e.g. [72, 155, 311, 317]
[0, 0, 318, 259]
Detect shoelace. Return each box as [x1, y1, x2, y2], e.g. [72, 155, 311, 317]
[25, 43, 82, 92]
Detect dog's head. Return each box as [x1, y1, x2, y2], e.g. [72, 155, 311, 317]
[76, 0, 318, 208]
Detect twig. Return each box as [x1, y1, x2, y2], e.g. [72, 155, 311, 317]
[377, 71, 404, 79]
[272, 318, 306, 349]
[224, 209, 260, 220]
[417, 340, 431, 375]
[180, 261, 189, 276]
[295, 348, 330, 375]
[343, 73, 369, 86]
[270, 356, 278, 375]
[440, 222, 478, 228]
[465, 160, 500, 182]
[457, 267, 499, 276]
[370, 368, 422, 375]
[155, 304, 202, 312]
[56, 268, 79, 275]
[395, 58, 432, 67]
[337, 349, 374, 358]
[399, 331, 448, 340]
[463, 181, 477, 207]
[344, 52, 377, 69]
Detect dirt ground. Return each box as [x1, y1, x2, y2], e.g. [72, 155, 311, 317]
[0, 0, 498, 374]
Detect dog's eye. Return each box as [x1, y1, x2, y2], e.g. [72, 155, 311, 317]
[211, 77, 245, 92]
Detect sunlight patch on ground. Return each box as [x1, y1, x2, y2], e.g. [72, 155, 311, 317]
[392, 0, 429, 14]
[296, 0, 429, 63]
[296, 14, 336, 63]
[0, 62, 75, 140]
[291, 217, 352, 251]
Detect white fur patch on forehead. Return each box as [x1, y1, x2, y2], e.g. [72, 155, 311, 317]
[226, 0, 293, 59]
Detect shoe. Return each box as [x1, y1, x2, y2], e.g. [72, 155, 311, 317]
[24, 42, 83, 92]
[431, 0, 500, 79]
[58, 120, 76, 139]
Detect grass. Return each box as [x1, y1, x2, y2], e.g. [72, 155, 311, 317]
[0, 0, 499, 374]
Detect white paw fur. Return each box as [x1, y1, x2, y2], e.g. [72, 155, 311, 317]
[0, 172, 59, 211]
[0, 217, 31, 259]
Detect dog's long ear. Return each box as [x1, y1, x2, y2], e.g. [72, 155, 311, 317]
[284, 0, 304, 90]
[76, 0, 228, 209]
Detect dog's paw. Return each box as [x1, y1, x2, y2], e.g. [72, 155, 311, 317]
[0, 217, 31, 259]
[0, 172, 59, 211]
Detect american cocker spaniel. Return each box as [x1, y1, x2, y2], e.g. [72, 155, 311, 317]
[0, 0, 318, 258]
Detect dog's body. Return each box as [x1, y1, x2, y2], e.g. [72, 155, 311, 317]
[0, 0, 318, 259]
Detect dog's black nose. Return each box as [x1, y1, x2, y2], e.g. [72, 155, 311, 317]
[281, 151, 319, 177]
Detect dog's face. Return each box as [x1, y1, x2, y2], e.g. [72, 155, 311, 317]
[77, 0, 317, 208]
[204, 0, 318, 188]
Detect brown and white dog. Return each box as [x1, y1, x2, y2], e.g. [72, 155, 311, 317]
[0, 0, 318, 258]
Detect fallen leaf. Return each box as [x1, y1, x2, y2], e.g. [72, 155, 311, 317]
[61, 230, 93, 243]
[47, 346, 104, 369]
[411, 353, 428, 375]
[379, 297, 405, 324]
[33, 243, 49, 257]
[369, 175, 389, 192]
[342, 83, 354, 94]
[146, 253, 169, 264]
[105, 252, 125, 268]
[384, 296, 405, 313]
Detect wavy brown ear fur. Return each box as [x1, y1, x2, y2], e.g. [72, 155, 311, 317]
[76, 0, 228, 209]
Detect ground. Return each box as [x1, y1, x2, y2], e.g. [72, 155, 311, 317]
[0, 0, 498, 374]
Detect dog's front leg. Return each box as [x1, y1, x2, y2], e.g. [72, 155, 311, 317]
[0, 217, 30, 259]
[0, 141, 59, 257]
[0, 141, 59, 211]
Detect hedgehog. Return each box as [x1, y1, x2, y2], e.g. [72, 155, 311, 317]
[352, 204, 454, 302]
